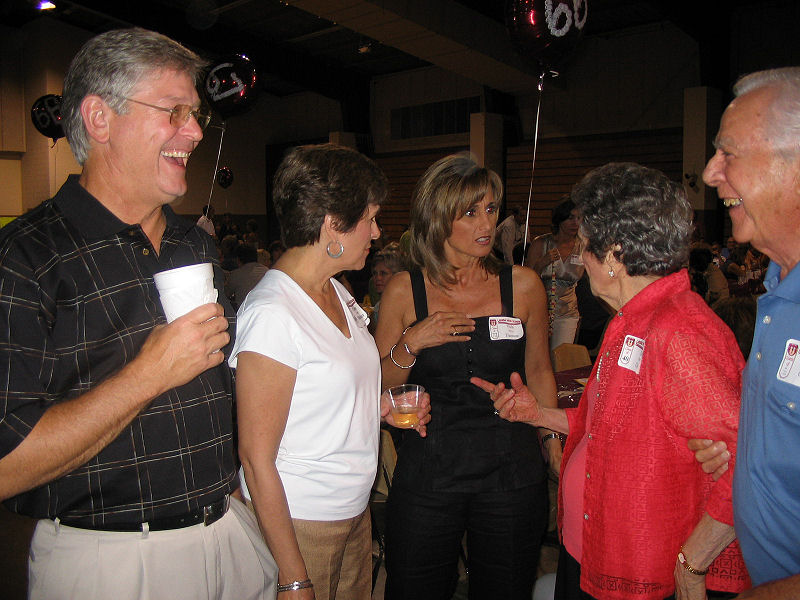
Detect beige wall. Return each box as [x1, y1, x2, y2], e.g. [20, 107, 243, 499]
[181, 90, 343, 216]
[370, 66, 479, 154]
[369, 21, 700, 154]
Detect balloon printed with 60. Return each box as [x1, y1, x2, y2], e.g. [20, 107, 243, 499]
[31, 94, 65, 143]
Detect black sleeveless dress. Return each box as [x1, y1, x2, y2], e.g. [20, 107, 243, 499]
[385, 266, 549, 600]
[392, 266, 546, 492]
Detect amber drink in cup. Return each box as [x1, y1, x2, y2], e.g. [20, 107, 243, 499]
[388, 384, 424, 428]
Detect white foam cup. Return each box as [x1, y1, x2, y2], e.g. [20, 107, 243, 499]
[153, 262, 218, 322]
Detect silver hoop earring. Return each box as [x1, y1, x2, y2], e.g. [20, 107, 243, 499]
[608, 269, 615, 278]
[326, 241, 344, 259]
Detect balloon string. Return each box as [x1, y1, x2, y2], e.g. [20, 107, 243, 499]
[206, 121, 227, 211]
[521, 72, 546, 268]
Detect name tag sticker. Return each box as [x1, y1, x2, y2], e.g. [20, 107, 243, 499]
[488, 316, 523, 340]
[617, 334, 645, 374]
[777, 338, 800, 387]
[346, 298, 370, 329]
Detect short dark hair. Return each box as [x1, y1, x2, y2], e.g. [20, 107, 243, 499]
[551, 197, 576, 233]
[272, 144, 388, 248]
[572, 162, 692, 277]
[236, 244, 258, 264]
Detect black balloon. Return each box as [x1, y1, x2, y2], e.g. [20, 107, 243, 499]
[204, 54, 259, 120]
[31, 94, 65, 142]
[216, 166, 234, 189]
[506, 0, 588, 74]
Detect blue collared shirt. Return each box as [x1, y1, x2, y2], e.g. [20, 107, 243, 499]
[734, 260, 800, 585]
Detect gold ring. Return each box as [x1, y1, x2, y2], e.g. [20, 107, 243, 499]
[451, 325, 459, 336]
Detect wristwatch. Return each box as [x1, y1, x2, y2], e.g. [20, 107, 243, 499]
[677, 549, 709, 575]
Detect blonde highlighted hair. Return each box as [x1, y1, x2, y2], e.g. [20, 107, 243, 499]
[408, 153, 503, 287]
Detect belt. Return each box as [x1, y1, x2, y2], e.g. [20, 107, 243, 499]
[57, 495, 230, 532]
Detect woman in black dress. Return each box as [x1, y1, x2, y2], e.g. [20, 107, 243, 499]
[375, 153, 559, 599]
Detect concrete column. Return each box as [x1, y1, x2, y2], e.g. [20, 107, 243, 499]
[329, 131, 358, 150]
[683, 86, 723, 242]
[469, 112, 504, 177]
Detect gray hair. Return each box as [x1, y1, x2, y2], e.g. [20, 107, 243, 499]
[733, 67, 800, 161]
[572, 162, 692, 277]
[62, 28, 208, 165]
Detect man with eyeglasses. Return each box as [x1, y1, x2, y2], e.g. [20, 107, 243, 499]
[0, 28, 277, 599]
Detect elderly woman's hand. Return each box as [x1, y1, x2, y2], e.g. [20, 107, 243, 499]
[471, 372, 543, 425]
[401, 311, 475, 355]
[688, 439, 730, 481]
[674, 559, 708, 600]
[381, 390, 431, 437]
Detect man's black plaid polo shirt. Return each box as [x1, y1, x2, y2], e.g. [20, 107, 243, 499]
[0, 175, 238, 527]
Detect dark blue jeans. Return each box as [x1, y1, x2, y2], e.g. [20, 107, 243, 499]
[384, 483, 548, 600]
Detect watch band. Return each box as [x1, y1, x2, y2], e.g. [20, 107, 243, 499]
[677, 548, 709, 575]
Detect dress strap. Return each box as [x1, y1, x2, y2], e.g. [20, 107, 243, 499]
[410, 269, 429, 321]
[499, 265, 514, 316]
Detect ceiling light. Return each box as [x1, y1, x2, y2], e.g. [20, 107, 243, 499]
[38, 1, 56, 9]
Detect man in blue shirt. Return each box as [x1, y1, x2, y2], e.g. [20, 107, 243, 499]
[698, 67, 800, 598]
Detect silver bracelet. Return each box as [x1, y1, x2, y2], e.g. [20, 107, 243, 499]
[541, 432, 562, 444]
[277, 578, 313, 593]
[401, 325, 418, 356]
[390, 343, 416, 369]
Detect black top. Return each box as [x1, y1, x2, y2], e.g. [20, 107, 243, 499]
[392, 266, 546, 492]
[0, 175, 237, 526]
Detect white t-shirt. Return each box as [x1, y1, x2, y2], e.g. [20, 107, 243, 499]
[229, 269, 381, 520]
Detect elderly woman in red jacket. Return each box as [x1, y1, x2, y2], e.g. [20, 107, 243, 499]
[474, 162, 750, 600]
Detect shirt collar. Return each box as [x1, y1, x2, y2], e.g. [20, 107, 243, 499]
[54, 174, 192, 240]
[763, 260, 800, 301]
[614, 269, 690, 317]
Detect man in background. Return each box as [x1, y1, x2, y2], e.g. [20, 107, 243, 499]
[495, 206, 528, 264]
[226, 244, 269, 309]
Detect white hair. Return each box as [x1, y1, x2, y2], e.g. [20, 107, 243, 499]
[733, 67, 800, 160]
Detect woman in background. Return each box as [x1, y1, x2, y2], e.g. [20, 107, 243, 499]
[366, 243, 405, 331]
[376, 153, 558, 600]
[527, 198, 585, 350]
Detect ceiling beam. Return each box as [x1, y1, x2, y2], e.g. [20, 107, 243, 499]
[285, 0, 542, 94]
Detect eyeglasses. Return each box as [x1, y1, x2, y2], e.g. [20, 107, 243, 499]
[122, 97, 212, 130]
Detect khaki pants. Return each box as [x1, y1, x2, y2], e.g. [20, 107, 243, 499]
[292, 508, 372, 600]
[28, 497, 278, 600]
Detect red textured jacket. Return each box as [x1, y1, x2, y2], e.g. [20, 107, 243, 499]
[559, 270, 750, 599]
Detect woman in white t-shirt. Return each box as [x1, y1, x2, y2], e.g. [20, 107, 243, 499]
[230, 144, 430, 600]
